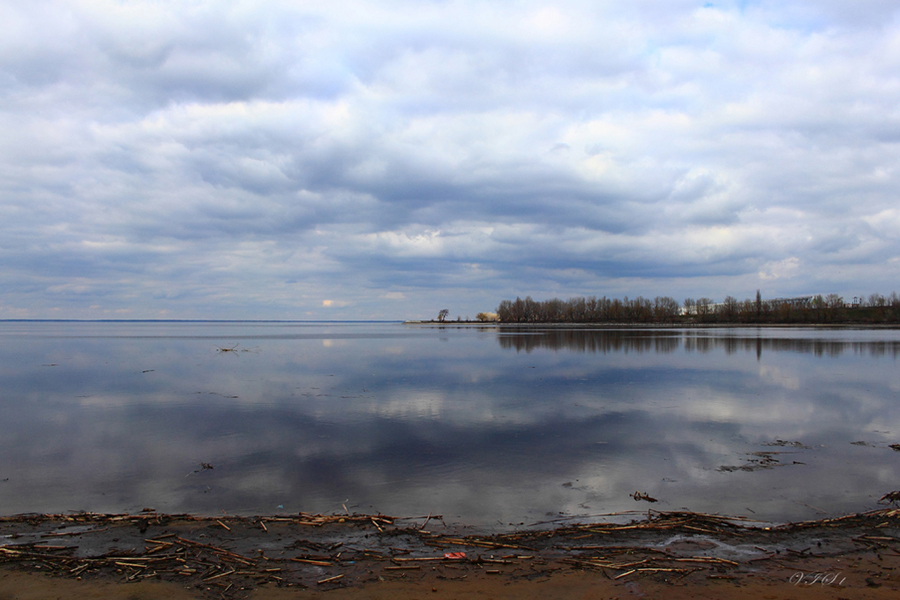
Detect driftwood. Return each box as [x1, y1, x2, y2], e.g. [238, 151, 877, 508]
[3, 508, 900, 596]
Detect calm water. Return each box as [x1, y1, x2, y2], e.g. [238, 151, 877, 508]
[1, 321, 899, 530]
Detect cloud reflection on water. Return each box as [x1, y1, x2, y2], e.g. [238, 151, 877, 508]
[0, 323, 898, 530]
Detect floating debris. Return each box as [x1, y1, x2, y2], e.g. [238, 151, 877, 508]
[718, 451, 795, 472]
[631, 491, 658, 503]
[763, 439, 811, 449]
[879, 491, 900, 505]
[185, 462, 215, 477]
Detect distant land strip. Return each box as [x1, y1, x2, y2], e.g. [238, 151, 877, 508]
[475, 291, 900, 324]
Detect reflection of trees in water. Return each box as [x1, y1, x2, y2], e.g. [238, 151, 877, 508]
[498, 330, 679, 353]
[497, 329, 900, 358]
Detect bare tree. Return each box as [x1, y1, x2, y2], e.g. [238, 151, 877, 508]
[825, 294, 844, 309]
[437, 309, 449, 322]
[696, 297, 713, 319]
[719, 296, 738, 320]
[653, 296, 679, 321]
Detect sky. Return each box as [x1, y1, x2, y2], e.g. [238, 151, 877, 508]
[2, 0, 899, 320]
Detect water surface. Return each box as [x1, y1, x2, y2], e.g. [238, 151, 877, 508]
[1, 321, 898, 530]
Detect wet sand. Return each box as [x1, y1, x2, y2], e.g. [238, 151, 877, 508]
[3, 509, 900, 599]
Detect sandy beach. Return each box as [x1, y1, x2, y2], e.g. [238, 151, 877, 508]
[3, 509, 900, 599]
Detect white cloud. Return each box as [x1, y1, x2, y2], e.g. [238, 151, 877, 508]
[759, 258, 801, 281]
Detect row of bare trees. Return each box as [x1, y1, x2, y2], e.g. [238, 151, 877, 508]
[496, 295, 681, 323]
[496, 291, 900, 324]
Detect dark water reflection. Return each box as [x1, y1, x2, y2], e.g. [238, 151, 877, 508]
[1, 322, 899, 531]
[499, 327, 900, 357]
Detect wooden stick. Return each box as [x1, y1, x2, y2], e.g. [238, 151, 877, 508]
[41, 528, 108, 537]
[203, 569, 236, 581]
[672, 557, 739, 566]
[114, 561, 151, 569]
[289, 558, 333, 566]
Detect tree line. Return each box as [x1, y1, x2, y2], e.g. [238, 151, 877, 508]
[493, 291, 900, 324]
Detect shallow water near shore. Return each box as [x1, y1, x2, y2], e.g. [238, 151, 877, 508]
[1, 321, 899, 530]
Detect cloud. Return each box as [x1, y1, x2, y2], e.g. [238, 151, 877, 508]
[759, 257, 801, 281]
[322, 299, 350, 308]
[1, 0, 899, 318]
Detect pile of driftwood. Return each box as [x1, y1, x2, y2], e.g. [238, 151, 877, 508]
[773, 507, 900, 530]
[561, 547, 739, 581]
[3, 508, 900, 595]
[0, 534, 288, 594]
[428, 510, 752, 581]
[0, 511, 402, 594]
[0, 510, 395, 530]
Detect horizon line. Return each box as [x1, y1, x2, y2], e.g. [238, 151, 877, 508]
[0, 319, 406, 323]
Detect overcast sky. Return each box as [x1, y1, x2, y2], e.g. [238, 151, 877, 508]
[2, 1, 899, 320]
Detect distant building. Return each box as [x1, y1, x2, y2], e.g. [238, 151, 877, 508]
[766, 296, 815, 308]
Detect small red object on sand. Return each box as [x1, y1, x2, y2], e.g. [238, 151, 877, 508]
[444, 552, 466, 560]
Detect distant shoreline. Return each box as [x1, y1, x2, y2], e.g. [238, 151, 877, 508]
[403, 320, 900, 329]
[4, 319, 898, 329]
[0, 319, 404, 323]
